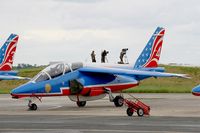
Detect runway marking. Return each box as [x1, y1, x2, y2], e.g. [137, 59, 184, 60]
[80, 129, 186, 133]
[0, 128, 185, 133]
[48, 105, 63, 110]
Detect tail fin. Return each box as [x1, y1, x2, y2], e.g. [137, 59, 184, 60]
[134, 27, 165, 69]
[0, 34, 19, 71]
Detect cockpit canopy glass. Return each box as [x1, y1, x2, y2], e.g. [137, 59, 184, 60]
[45, 63, 65, 78]
[71, 62, 83, 71]
[34, 72, 50, 82]
[31, 62, 83, 83]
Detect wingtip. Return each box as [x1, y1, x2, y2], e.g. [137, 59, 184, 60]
[18, 77, 31, 80]
[179, 74, 191, 79]
[24, 77, 31, 80]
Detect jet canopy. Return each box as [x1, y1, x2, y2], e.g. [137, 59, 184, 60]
[31, 62, 83, 82]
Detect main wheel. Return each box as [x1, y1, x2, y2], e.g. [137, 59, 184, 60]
[76, 101, 86, 107]
[126, 108, 134, 116]
[113, 96, 124, 107]
[29, 103, 37, 111]
[137, 108, 144, 117]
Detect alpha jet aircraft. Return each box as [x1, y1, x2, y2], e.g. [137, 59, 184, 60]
[0, 34, 29, 80]
[11, 27, 189, 110]
[192, 85, 200, 96]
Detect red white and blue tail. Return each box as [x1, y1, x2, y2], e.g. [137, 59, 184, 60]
[0, 34, 19, 71]
[134, 27, 165, 69]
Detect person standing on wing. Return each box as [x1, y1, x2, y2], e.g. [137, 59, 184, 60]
[91, 51, 96, 63]
[101, 50, 109, 63]
[119, 48, 128, 64]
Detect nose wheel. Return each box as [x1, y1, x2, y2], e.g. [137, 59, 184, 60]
[29, 103, 38, 110]
[28, 100, 38, 111]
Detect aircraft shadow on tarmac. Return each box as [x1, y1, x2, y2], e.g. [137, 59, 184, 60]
[47, 104, 119, 111]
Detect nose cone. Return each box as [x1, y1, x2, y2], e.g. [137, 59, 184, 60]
[10, 82, 33, 99]
[10, 86, 24, 99]
[192, 85, 200, 96]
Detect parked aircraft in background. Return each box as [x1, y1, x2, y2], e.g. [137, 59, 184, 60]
[0, 34, 29, 80]
[11, 27, 189, 110]
[192, 85, 200, 96]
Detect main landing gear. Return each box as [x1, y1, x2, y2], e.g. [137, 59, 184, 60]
[76, 101, 86, 107]
[105, 88, 124, 107]
[113, 95, 124, 107]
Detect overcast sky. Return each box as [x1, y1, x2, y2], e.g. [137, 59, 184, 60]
[0, 0, 199, 66]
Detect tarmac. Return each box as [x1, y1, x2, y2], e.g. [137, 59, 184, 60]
[0, 93, 200, 133]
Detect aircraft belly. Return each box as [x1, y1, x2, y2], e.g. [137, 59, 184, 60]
[68, 94, 106, 102]
[84, 82, 138, 93]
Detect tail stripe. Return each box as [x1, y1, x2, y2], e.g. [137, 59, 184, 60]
[134, 27, 165, 68]
[143, 29, 164, 67]
[0, 34, 18, 71]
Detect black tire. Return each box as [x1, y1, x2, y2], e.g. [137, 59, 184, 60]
[126, 108, 134, 116]
[29, 103, 37, 111]
[77, 101, 86, 107]
[137, 108, 144, 117]
[114, 96, 124, 107]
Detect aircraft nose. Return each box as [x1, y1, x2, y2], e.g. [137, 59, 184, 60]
[10, 86, 23, 99]
[10, 88, 20, 99]
[10, 89, 16, 94]
[11, 87, 20, 94]
[192, 85, 200, 96]
[10, 82, 31, 99]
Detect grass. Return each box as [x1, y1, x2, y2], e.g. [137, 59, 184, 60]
[0, 65, 199, 94]
[124, 78, 193, 93]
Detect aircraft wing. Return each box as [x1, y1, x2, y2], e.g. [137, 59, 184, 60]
[79, 67, 190, 79]
[0, 75, 30, 80]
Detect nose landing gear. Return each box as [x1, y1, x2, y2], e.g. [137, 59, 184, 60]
[27, 97, 41, 111]
[28, 100, 38, 110]
[29, 103, 37, 110]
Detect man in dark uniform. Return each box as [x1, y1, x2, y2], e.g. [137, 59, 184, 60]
[91, 51, 96, 62]
[119, 48, 128, 64]
[101, 50, 109, 63]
